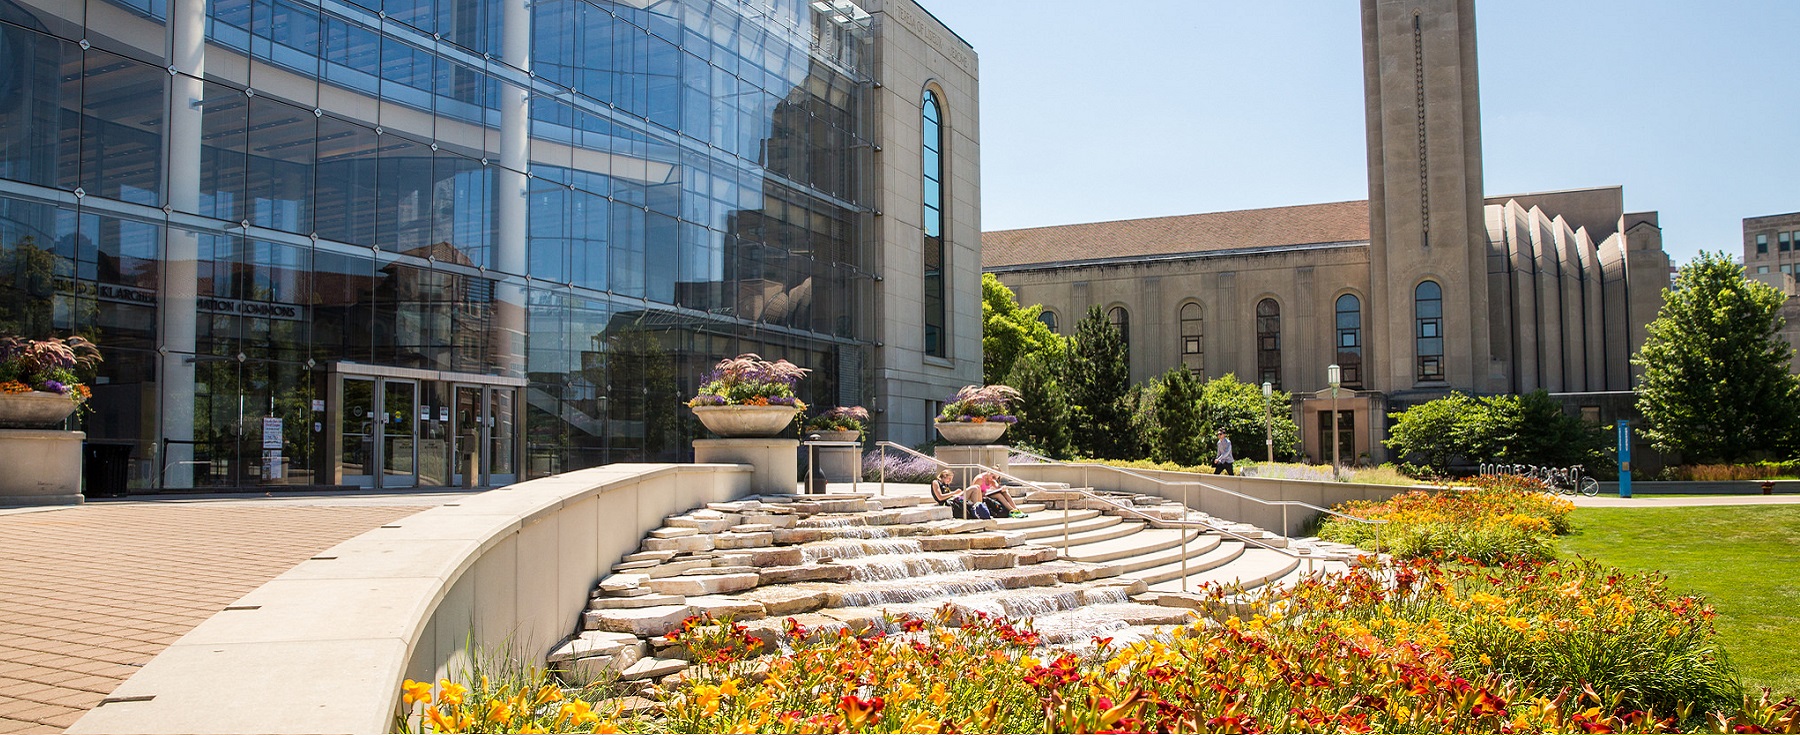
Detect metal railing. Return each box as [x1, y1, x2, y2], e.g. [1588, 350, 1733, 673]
[871, 442, 1387, 591]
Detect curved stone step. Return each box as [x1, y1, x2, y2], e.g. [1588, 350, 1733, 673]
[1041, 520, 1150, 554]
[1146, 546, 1301, 593]
[1261, 558, 1352, 593]
[992, 507, 1101, 532]
[1015, 513, 1121, 541]
[1059, 525, 1196, 563]
[1113, 533, 1228, 576]
[1123, 538, 1245, 585]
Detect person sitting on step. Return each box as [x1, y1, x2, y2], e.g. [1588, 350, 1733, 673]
[969, 471, 1027, 518]
[930, 469, 983, 519]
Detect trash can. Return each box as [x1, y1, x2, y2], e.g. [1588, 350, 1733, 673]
[82, 442, 133, 498]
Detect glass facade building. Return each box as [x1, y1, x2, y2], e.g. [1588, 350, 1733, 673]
[0, 0, 889, 489]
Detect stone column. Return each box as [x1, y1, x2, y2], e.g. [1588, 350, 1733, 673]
[489, 0, 531, 380]
[157, 0, 206, 488]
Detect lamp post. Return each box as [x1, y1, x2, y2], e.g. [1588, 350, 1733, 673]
[1261, 381, 1274, 462]
[1327, 364, 1342, 478]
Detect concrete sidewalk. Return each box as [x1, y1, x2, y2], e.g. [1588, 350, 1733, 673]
[1571, 494, 1800, 508]
[0, 491, 472, 733]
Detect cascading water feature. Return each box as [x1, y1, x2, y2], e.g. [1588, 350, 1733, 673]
[834, 571, 1006, 607]
[800, 538, 924, 564]
[845, 552, 971, 582]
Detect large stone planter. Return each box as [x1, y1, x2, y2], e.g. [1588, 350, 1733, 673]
[0, 391, 77, 429]
[808, 429, 862, 484]
[691, 405, 800, 438]
[0, 429, 85, 506]
[935, 421, 1008, 445]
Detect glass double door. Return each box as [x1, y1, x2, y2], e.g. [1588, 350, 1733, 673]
[339, 377, 516, 488]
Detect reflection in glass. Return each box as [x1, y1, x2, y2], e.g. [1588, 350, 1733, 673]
[1415, 281, 1444, 382]
[1256, 299, 1281, 390]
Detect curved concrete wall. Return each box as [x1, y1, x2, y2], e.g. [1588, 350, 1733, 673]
[69, 463, 753, 735]
[1008, 464, 1421, 537]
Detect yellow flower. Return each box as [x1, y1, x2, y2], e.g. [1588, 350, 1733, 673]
[484, 700, 511, 724]
[899, 710, 941, 733]
[424, 706, 455, 732]
[592, 721, 623, 734]
[437, 679, 468, 708]
[402, 679, 433, 707]
[1500, 617, 1531, 633]
[535, 684, 563, 705]
[928, 682, 950, 707]
[719, 678, 741, 698]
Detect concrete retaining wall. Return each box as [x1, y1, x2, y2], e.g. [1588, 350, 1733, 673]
[69, 463, 754, 735]
[1008, 463, 1425, 537]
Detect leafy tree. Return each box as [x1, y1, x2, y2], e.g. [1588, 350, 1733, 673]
[1386, 390, 1612, 476]
[1005, 351, 1072, 458]
[1200, 373, 1299, 462]
[0, 236, 57, 337]
[1385, 393, 1477, 476]
[1633, 251, 1800, 463]
[1067, 305, 1134, 459]
[980, 273, 1065, 385]
[1149, 367, 1207, 465]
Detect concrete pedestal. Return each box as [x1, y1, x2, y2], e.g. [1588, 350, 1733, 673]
[0, 429, 86, 506]
[934, 444, 1010, 485]
[694, 439, 799, 494]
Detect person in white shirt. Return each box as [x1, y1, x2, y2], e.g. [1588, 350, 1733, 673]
[1212, 430, 1235, 476]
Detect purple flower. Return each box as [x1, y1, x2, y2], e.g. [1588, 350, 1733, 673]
[41, 380, 68, 394]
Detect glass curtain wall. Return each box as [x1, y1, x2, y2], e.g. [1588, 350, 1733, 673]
[0, 0, 877, 488]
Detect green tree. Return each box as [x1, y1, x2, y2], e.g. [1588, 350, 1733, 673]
[1384, 393, 1477, 476]
[1386, 390, 1612, 476]
[1633, 251, 1800, 463]
[980, 273, 1065, 385]
[1067, 305, 1134, 459]
[1149, 367, 1207, 465]
[1200, 373, 1299, 462]
[1004, 351, 1072, 458]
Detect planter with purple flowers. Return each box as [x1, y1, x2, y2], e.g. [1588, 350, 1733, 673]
[932, 385, 1020, 445]
[686, 354, 808, 438]
[1, 335, 102, 506]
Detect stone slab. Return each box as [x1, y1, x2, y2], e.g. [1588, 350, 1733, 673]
[649, 527, 699, 539]
[623, 550, 679, 563]
[642, 534, 715, 553]
[547, 631, 642, 663]
[713, 531, 774, 549]
[734, 585, 831, 616]
[589, 593, 686, 610]
[685, 595, 766, 621]
[758, 563, 851, 584]
[645, 572, 760, 596]
[583, 605, 696, 637]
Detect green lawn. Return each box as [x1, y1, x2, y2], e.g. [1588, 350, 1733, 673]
[1560, 506, 1800, 696]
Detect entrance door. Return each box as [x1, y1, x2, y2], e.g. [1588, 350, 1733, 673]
[489, 387, 516, 485]
[452, 385, 486, 487]
[340, 377, 377, 487]
[381, 380, 418, 488]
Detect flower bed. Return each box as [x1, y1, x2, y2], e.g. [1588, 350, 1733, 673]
[1318, 474, 1575, 563]
[399, 557, 1782, 733]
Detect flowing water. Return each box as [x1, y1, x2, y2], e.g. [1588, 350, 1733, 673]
[800, 538, 924, 563]
[845, 552, 971, 582]
[834, 570, 1006, 607]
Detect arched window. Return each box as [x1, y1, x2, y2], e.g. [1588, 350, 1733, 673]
[1415, 280, 1444, 381]
[1108, 306, 1131, 372]
[1037, 310, 1058, 334]
[922, 90, 946, 357]
[1256, 298, 1281, 389]
[1107, 306, 1130, 347]
[1179, 302, 1204, 375]
[1335, 294, 1362, 387]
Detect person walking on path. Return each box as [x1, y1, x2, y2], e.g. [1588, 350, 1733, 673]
[1212, 430, 1235, 475]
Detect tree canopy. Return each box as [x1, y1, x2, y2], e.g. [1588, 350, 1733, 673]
[1067, 305, 1136, 459]
[1632, 251, 1800, 462]
[981, 274, 1066, 385]
[1385, 390, 1611, 477]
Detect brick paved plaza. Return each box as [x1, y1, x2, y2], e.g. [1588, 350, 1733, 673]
[0, 497, 455, 733]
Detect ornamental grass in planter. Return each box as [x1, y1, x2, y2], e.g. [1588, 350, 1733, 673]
[934, 385, 1020, 444]
[804, 406, 868, 441]
[686, 354, 809, 437]
[0, 335, 101, 427]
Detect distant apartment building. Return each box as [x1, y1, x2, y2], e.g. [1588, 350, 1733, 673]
[1744, 211, 1800, 372]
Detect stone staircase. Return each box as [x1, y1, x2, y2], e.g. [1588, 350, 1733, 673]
[551, 487, 1365, 683]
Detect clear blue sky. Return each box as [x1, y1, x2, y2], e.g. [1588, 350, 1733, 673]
[923, 1, 1800, 265]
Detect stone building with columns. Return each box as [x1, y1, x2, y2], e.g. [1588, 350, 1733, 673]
[0, 0, 981, 489]
[985, 0, 1670, 465]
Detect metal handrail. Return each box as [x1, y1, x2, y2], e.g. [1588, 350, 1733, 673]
[870, 442, 1371, 590]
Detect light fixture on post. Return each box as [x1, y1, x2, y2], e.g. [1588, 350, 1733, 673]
[1261, 381, 1274, 463]
[1326, 364, 1342, 479]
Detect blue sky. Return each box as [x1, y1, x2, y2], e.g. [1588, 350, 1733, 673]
[923, 1, 1800, 265]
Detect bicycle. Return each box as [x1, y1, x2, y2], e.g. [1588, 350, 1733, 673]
[1479, 462, 1598, 497]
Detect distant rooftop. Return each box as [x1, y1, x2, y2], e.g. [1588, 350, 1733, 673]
[982, 200, 1370, 269]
